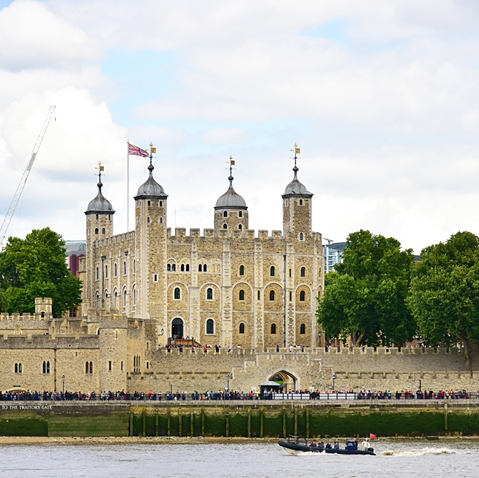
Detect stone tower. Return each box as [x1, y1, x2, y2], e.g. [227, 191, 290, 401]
[134, 151, 168, 342]
[282, 147, 313, 239]
[214, 157, 249, 232]
[84, 164, 115, 311]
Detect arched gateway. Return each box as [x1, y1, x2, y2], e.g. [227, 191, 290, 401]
[269, 370, 298, 392]
[171, 317, 184, 339]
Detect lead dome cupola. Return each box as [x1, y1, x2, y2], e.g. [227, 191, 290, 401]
[215, 158, 247, 210]
[85, 165, 115, 214]
[135, 158, 167, 200]
[282, 146, 313, 198]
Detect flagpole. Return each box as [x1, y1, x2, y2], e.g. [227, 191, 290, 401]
[127, 141, 129, 232]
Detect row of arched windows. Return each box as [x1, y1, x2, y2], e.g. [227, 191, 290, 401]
[173, 287, 310, 302]
[167, 263, 190, 272]
[167, 263, 221, 273]
[96, 260, 135, 281]
[222, 223, 243, 230]
[204, 319, 303, 336]
[223, 210, 243, 218]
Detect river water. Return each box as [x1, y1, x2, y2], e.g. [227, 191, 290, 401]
[0, 440, 477, 478]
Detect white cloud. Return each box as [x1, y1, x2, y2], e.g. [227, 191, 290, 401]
[0, 0, 99, 70]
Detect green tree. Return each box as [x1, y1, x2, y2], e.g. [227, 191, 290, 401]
[317, 230, 416, 346]
[408, 231, 479, 375]
[0, 227, 82, 317]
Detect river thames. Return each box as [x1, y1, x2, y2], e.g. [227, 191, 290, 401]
[0, 439, 477, 477]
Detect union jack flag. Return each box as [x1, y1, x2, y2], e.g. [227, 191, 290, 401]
[128, 142, 149, 157]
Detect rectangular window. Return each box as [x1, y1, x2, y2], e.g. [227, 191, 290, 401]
[108, 361, 112, 371]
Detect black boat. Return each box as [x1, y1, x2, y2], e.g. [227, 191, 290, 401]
[278, 436, 375, 455]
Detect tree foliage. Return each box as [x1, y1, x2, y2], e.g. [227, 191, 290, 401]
[0, 227, 82, 317]
[408, 231, 479, 375]
[317, 230, 415, 346]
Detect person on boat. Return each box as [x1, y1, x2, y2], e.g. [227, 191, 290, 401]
[325, 442, 332, 449]
[333, 441, 340, 449]
[318, 441, 325, 450]
[309, 440, 318, 448]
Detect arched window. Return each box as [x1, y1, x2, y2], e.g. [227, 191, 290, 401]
[299, 232, 304, 241]
[102, 227, 106, 234]
[96, 291, 100, 308]
[223, 211, 228, 217]
[223, 224, 227, 229]
[132, 286, 137, 305]
[238, 211, 243, 218]
[299, 199, 303, 205]
[300, 290, 306, 302]
[257, 290, 260, 300]
[198, 264, 202, 272]
[239, 265, 245, 276]
[239, 323, 245, 334]
[123, 289, 127, 307]
[105, 265, 108, 279]
[206, 318, 214, 334]
[269, 290, 275, 301]
[289, 291, 292, 301]
[300, 323, 306, 335]
[239, 289, 245, 301]
[301, 266, 306, 277]
[15, 363, 22, 374]
[123, 261, 127, 275]
[42, 361, 50, 374]
[204, 264, 208, 272]
[85, 361, 93, 374]
[270, 266, 275, 276]
[238, 224, 242, 230]
[172, 264, 176, 272]
[186, 264, 190, 271]
[271, 323, 277, 334]
[94, 228, 99, 234]
[114, 263, 118, 277]
[206, 287, 213, 300]
[174, 287, 181, 300]
[181, 264, 185, 272]
[114, 289, 118, 308]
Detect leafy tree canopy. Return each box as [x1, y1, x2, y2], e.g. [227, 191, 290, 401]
[317, 230, 415, 346]
[0, 227, 82, 317]
[408, 231, 479, 374]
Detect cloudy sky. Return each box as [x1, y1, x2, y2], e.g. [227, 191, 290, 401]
[1, 0, 479, 254]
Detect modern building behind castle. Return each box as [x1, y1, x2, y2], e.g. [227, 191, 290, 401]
[81, 150, 324, 350]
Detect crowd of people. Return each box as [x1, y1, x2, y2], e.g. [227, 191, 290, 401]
[0, 388, 476, 401]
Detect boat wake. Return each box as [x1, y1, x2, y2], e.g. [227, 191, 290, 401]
[381, 447, 470, 456]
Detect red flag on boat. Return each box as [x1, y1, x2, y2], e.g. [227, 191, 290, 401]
[369, 433, 377, 439]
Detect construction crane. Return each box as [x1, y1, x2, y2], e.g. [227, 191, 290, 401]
[0, 105, 56, 249]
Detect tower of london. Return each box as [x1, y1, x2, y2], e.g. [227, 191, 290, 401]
[82, 151, 324, 351]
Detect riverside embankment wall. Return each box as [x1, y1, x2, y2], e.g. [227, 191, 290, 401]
[2, 400, 479, 438]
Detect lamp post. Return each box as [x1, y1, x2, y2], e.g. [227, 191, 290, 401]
[155, 376, 159, 400]
[62, 374, 65, 396]
[332, 372, 336, 391]
[226, 373, 233, 395]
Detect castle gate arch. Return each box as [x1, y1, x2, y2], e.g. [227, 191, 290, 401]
[268, 370, 298, 392]
[171, 317, 184, 339]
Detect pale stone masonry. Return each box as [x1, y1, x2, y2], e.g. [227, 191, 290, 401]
[0, 152, 475, 394]
[82, 154, 323, 351]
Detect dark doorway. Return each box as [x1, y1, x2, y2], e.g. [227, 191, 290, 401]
[172, 317, 184, 339]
